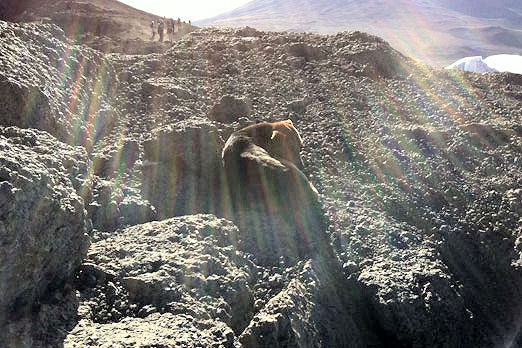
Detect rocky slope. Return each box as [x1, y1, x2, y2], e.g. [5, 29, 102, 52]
[0, 0, 197, 54]
[1, 16, 522, 348]
[0, 126, 90, 327]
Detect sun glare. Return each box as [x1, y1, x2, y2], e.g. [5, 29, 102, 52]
[118, 0, 252, 21]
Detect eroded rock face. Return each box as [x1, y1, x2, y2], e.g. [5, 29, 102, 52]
[65, 215, 254, 346]
[0, 126, 90, 326]
[87, 177, 156, 233]
[209, 95, 253, 123]
[66, 312, 236, 348]
[0, 21, 117, 144]
[349, 213, 471, 346]
[141, 118, 225, 219]
[332, 31, 408, 78]
[240, 259, 380, 348]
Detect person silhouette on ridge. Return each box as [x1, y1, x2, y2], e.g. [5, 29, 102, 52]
[151, 20, 156, 40]
[167, 18, 174, 42]
[158, 19, 164, 42]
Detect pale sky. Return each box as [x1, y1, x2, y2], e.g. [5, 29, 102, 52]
[118, 0, 252, 21]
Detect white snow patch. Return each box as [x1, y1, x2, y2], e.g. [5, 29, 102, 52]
[445, 56, 497, 74]
[445, 54, 522, 75]
[483, 55, 522, 75]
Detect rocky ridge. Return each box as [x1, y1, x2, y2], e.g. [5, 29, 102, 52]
[1, 18, 521, 347]
[0, 0, 197, 55]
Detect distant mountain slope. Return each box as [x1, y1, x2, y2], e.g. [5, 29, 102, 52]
[197, 0, 522, 66]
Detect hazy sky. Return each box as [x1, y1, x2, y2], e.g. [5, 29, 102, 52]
[118, 0, 252, 21]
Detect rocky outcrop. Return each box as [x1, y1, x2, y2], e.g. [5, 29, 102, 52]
[209, 94, 252, 123]
[141, 77, 195, 110]
[0, 126, 90, 327]
[141, 118, 225, 219]
[65, 215, 254, 346]
[87, 178, 156, 232]
[0, 21, 117, 145]
[240, 259, 380, 348]
[345, 211, 472, 346]
[332, 31, 408, 79]
[65, 215, 388, 348]
[66, 312, 236, 348]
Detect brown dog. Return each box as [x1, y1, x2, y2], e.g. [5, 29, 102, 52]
[221, 120, 323, 264]
[222, 119, 306, 169]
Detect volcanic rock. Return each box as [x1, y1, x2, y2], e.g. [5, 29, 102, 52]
[0, 21, 117, 145]
[240, 259, 379, 347]
[142, 118, 225, 219]
[65, 215, 254, 346]
[0, 126, 90, 326]
[209, 95, 253, 123]
[1, 17, 522, 348]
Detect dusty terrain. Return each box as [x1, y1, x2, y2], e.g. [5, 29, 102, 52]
[1, 1, 522, 347]
[197, 0, 522, 67]
[0, 0, 196, 53]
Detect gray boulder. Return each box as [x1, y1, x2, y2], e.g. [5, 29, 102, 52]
[0, 126, 90, 326]
[333, 31, 407, 78]
[65, 214, 255, 346]
[87, 177, 156, 233]
[141, 118, 225, 219]
[65, 312, 236, 348]
[209, 95, 252, 123]
[240, 259, 379, 348]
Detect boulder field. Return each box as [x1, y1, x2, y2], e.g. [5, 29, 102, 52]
[1, 20, 521, 347]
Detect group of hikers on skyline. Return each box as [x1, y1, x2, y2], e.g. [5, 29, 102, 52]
[151, 17, 190, 42]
